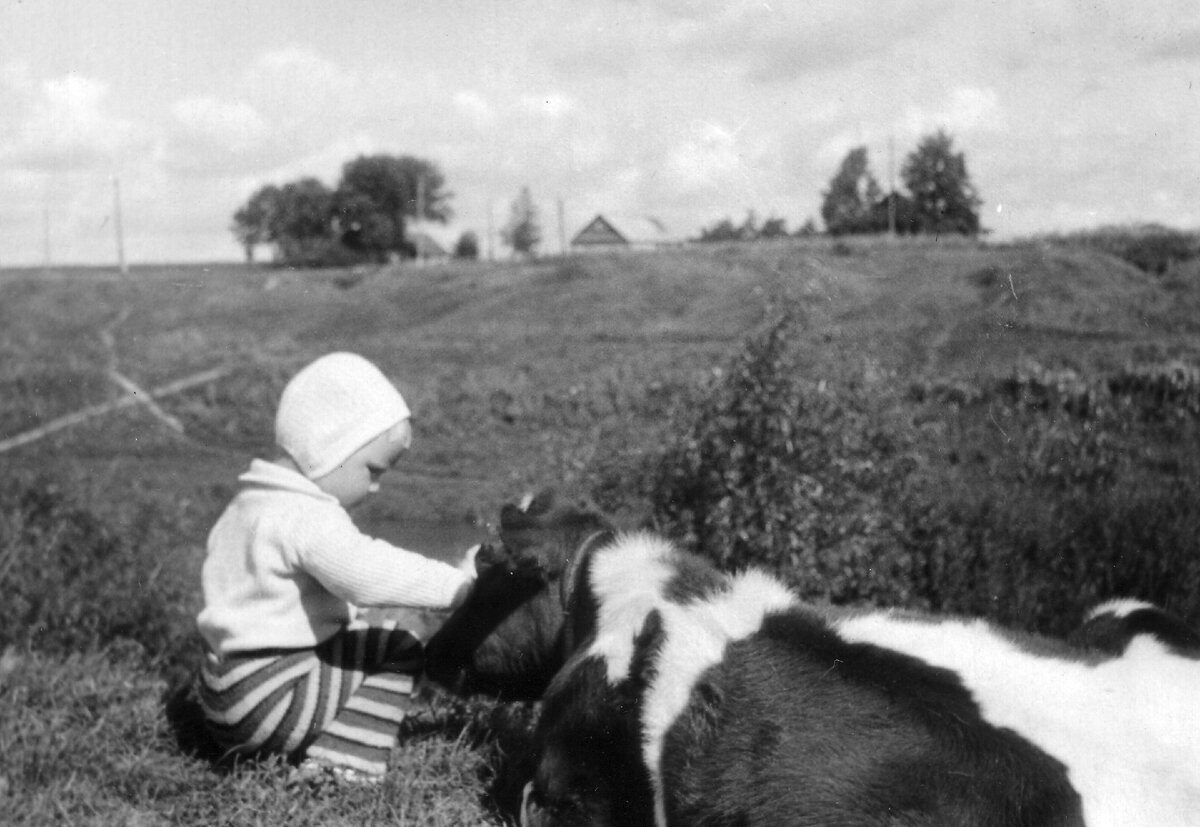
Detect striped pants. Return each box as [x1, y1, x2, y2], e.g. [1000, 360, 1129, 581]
[198, 622, 423, 775]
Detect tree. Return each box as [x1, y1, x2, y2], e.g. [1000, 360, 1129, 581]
[230, 184, 279, 262]
[334, 154, 452, 260]
[794, 217, 819, 237]
[269, 178, 339, 265]
[454, 230, 480, 260]
[760, 216, 789, 239]
[820, 146, 884, 235]
[502, 186, 541, 257]
[697, 217, 740, 242]
[900, 130, 983, 236]
[228, 178, 338, 264]
[738, 210, 759, 241]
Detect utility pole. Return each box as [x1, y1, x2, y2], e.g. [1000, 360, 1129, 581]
[113, 177, 129, 275]
[557, 198, 566, 255]
[486, 199, 495, 262]
[43, 206, 51, 272]
[887, 135, 897, 238]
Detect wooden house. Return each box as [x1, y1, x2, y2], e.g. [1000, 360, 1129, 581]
[569, 214, 683, 252]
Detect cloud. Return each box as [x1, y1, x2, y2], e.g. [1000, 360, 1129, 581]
[900, 86, 1004, 138]
[161, 48, 412, 178]
[453, 90, 496, 128]
[172, 97, 267, 153]
[676, 0, 951, 84]
[0, 73, 151, 172]
[663, 120, 752, 195]
[161, 96, 274, 176]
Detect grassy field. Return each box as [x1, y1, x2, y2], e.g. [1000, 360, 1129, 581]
[3, 236, 1199, 824]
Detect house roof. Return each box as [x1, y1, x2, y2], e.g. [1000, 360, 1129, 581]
[407, 229, 447, 258]
[571, 214, 680, 247]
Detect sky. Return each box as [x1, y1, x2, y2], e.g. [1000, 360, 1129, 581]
[1, 0, 1198, 266]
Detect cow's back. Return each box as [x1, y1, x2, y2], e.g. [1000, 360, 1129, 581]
[659, 609, 1085, 827]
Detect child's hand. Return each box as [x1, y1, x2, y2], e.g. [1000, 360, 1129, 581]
[449, 577, 473, 611]
[458, 544, 481, 579]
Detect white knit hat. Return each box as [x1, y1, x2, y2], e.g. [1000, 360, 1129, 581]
[275, 352, 411, 479]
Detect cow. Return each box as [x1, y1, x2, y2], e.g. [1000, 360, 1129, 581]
[520, 531, 1200, 827]
[423, 489, 615, 700]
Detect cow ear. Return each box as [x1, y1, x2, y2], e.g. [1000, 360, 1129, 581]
[500, 503, 533, 530]
[564, 541, 602, 653]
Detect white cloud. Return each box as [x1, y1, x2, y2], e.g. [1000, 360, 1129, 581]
[453, 90, 495, 128]
[901, 86, 1004, 139]
[664, 121, 748, 194]
[1, 73, 151, 172]
[161, 95, 277, 177]
[171, 97, 268, 154]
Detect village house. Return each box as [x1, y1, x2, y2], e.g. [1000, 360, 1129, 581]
[569, 214, 684, 253]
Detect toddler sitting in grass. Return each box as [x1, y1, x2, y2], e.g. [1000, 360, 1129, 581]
[196, 352, 476, 784]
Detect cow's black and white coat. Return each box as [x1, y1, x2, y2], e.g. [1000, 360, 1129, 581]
[522, 533, 1200, 827]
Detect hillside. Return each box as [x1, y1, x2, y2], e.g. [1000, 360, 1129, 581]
[2, 237, 1194, 532]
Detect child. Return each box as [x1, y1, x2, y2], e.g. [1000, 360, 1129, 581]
[196, 352, 476, 784]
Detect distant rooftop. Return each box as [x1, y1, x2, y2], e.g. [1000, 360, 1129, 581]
[570, 214, 684, 249]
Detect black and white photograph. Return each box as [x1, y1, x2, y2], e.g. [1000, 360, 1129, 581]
[1, 2, 1198, 824]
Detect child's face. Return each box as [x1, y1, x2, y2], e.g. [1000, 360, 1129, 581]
[312, 419, 413, 507]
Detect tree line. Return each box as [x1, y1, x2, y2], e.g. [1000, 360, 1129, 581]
[231, 154, 469, 266]
[231, 153, 548, 266]
[233, 130, 982, 265]
[698, 129, 983, 242]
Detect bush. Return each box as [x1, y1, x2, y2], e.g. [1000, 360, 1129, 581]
[637, 315, 920, 606]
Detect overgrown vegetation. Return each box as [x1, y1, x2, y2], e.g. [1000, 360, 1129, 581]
[612, 315, 1200, 635]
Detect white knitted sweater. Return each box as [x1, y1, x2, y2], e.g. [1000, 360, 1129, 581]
[197, 459, 469, 657]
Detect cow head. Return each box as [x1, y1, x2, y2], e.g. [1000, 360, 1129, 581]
[424, 489, 615, 700]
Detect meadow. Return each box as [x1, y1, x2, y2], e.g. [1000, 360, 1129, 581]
[3, 235, 1200, 824]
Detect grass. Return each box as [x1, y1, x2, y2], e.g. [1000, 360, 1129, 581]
[3, 234, 1200, 822]
[0, 648, 504, 825]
